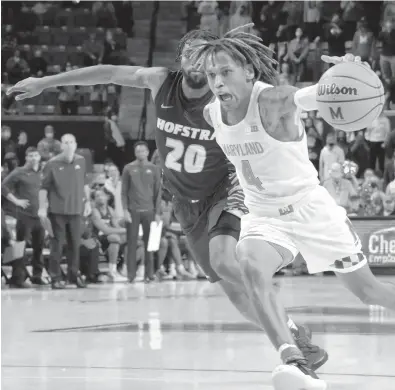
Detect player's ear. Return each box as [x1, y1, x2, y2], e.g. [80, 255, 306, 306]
[244, 64, 254, 81]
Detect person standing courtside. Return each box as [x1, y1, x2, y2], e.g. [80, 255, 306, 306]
[39, 134, 91, 289]
[2, 147, 48, 287]
[122, 141, 162, 283]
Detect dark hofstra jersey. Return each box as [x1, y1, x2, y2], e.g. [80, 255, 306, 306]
[154, 71, 231, 200]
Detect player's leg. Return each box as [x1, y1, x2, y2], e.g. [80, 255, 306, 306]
[335, 259, 395, 309]
[208, 210, 328, 371]
[236, 236, 326, 390]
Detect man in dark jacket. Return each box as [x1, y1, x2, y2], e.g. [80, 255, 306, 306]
[122, 141, 162, 283]
[2, 147, 47, 287]
[39, 134, 91, 289]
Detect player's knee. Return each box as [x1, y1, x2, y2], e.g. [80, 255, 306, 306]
[236, 239, 280, 282]
[209, 235, 238, 280]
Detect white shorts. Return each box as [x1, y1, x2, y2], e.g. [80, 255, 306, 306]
[239, 186, 367, 274]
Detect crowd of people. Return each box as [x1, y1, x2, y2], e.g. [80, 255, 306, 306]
[1, 126, 205, 289]
[301, 110, 395, 216]
[1, 1, 132, 115]
[184, 1, 395, 108]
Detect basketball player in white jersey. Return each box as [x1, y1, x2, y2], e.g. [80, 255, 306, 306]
[186, 27, 395, 390]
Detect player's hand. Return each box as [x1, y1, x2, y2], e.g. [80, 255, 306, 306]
[6, 77, 46, 101]
[321, 53, 371, 69]
[154, 214, 161, 224]
[15, 198, 30, 209]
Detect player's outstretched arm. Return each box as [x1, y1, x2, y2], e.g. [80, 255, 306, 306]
[7, 65, 169, 101]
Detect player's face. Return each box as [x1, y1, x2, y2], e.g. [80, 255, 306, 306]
[181, 39, 208, 89]
[205, 51, 254, 110]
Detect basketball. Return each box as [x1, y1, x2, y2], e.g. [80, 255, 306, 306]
[315, 62, 385, 132]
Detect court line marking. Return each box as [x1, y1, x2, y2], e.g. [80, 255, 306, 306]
[2, 365, 395, 378]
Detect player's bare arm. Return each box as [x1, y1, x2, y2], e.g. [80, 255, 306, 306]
[7, 65, 169, 101]
[258, 85, 307, 142]
[258, 54, 367, 141]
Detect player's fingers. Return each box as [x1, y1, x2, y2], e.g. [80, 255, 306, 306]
[15, 93, 30, 101]
[343, 53, 355, 62]
[321, 55, 341, 64]
[354, 56, 362, 63]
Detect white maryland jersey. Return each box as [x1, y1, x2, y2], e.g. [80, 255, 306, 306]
[207, 81, 319, 215]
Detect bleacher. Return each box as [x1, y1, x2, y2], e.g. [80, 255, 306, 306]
[2, 4, 127, 116]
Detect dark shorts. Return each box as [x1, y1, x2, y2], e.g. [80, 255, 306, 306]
[172, 173, 248, 283]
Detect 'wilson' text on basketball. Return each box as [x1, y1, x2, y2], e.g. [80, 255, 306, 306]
[317, 84, 357, 96]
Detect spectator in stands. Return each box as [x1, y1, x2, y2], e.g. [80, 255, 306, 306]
[6, 50, 30, 85]
[305, 117, 323, 170]
[258, 1, 282, 46]
[114, 1, 134, 37]
[82, 33, 104, 67]
[101, 30, 124, 66]
[371, 191, 386, 216]
[40, 134, 90, 289]
[319, 130, 346, 182]
[347, 130, 370, 178]
[2, 147, 48, 286]
[281, 1, 304, 40]
[91, 188, 127, 282]
[1, 125, 16, 166]
[92, 1, 117, 28]
[197, 1, 219, 36]
[287, 27, 310, 84]
[382, 0, 395, 24]
[336, 130, 350, 157]
[278, 62, 291, 85]
[29, 49, 48, 78]
[384, 150, 395, 189]
[2, 25, 18, 74]
[351, 18, 376, 64]
[323, 162, 359, 213]
[384, 129, 395, 161]
[122, 141, 162, 283]
[37, 125, 62, 161]
[341, 1, 365, 41]
[90, 85, 108, 115]
[325, 14, 346, 61]
[16, 131, 29, 166]
[365, 111, 391, 172]
[229, 1, 253, 32]
[58, 63, 79, 115]
[378, 20, 395, 87]
[303, 1, 322, 42]
[104, 164, 123, 219]
[382, 193, 395, 216]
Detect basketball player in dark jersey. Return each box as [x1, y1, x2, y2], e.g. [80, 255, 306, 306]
[7, 30, 327, 370]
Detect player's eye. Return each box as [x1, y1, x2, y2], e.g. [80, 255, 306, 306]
[222, 70, 230, 76]
[208, 73, 216, 79]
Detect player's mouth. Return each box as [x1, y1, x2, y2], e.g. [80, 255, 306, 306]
[218, 93, 233, 102]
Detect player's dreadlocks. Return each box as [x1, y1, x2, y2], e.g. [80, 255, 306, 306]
[176, 29, 219, 62]
[184, 24, 279, 85]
